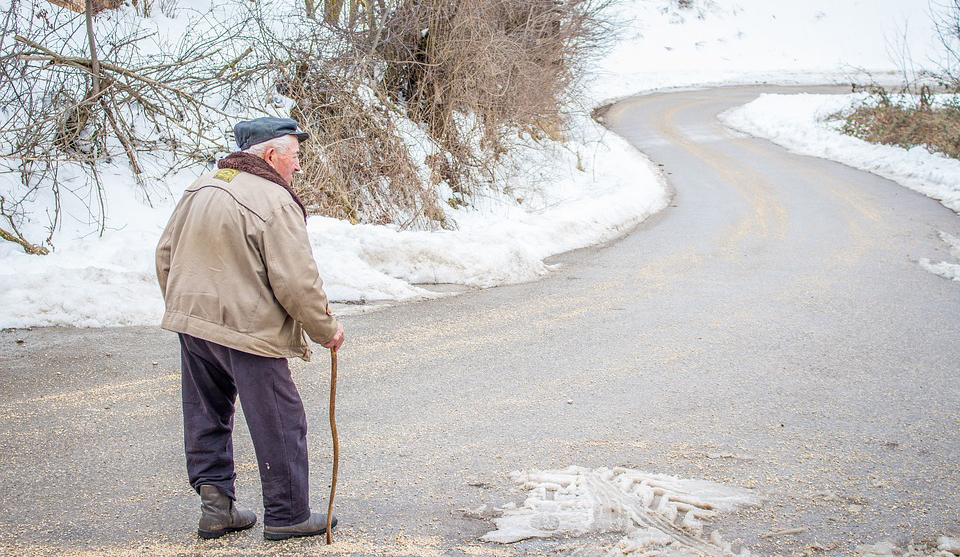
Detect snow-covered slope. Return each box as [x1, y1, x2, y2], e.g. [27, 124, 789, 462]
[590, 0, 943, 102]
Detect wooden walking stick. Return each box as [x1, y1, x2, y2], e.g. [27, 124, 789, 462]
[326, 347, 339, 544]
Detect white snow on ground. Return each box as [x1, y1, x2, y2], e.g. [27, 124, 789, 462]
[719, 93, 960, 281]
[920, 232, 960, 282]
[858, 536, 960, 557]
[0, 113, 667, 328]
[481, 467, 960, 557]
[719, 93, 960, 214]
[0, 0, 955, 328]
[482, 466, 758, 556]
[588, 0, 945, 103]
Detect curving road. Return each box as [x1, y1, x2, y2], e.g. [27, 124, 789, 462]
[0, 86, 958, 557]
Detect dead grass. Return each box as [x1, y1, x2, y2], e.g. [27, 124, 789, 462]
[281, 57, 446, 229]
[274, 0, 611, 230]
[839, 88, 960, 160]
[1, 0, 613, 252]
[240, 0, 611, 230]
[377, 0, 609, 194]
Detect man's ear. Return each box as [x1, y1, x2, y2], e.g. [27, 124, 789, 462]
[263, 147, 277, 167]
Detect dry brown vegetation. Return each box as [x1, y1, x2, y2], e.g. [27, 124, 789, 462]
[380, 0, 589, 160]
[0, 0, 611, 252]
[278, 0, 612, 228]
[839, 87, 960, 160]
[839, 1, 960, 160]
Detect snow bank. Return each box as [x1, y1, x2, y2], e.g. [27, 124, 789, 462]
[719, 93, 960, 214]
[314, 114, 668, 295]
[0, 164, 189, 328]
[720, 92, 960, 284]
[0, 113, 667, 328]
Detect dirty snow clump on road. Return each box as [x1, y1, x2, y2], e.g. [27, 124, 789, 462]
[858, 536, 960, 557]
[919, 232, 960, 282]
[482, 466, 757, 557]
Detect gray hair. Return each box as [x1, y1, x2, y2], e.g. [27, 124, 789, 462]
[243, 134, 298, 157]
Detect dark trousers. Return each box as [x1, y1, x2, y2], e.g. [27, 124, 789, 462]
[179, 333, 311, 526]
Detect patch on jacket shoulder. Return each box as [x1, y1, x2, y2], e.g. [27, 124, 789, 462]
[213, 168, 240, 182]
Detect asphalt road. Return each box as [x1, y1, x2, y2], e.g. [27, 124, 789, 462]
[1, 86, 958, 557]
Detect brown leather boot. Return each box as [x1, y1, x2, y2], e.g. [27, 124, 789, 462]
[197, 485, 257, 539]
[263, 512, 338, 541]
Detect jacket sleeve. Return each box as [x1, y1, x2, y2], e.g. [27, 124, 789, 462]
[260, 204, 339, 345]
[156, 217, 174, 300]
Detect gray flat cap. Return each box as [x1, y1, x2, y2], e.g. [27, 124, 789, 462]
[234, 117, 309, 150]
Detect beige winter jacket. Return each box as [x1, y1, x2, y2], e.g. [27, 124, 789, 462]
[156, 167, 338, 361]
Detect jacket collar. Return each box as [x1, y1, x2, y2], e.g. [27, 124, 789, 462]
[217, 152, 307, 221]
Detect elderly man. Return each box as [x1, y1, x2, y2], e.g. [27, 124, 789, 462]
[156, 117, 345, 541]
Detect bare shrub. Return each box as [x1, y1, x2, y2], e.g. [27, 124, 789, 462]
[375, 0, 613, 199]
[243, 0, 613, 230]
[931, 0, 960, 89]
[832, 3, 960, 162]
[839, 87, 960, 160]
[226, 6, 446, 229]
[0, 0, 614, 250]
[0, 0, 252, 251]
[281, 57, 444, 228]
[157, 0, 178, 18]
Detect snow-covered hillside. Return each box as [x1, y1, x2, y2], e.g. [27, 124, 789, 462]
[592, 0, 945, 101]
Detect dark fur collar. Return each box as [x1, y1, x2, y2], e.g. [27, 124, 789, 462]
[218, 152, 307, 221]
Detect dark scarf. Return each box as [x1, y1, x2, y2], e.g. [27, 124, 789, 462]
[217, 152, 307, 221]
